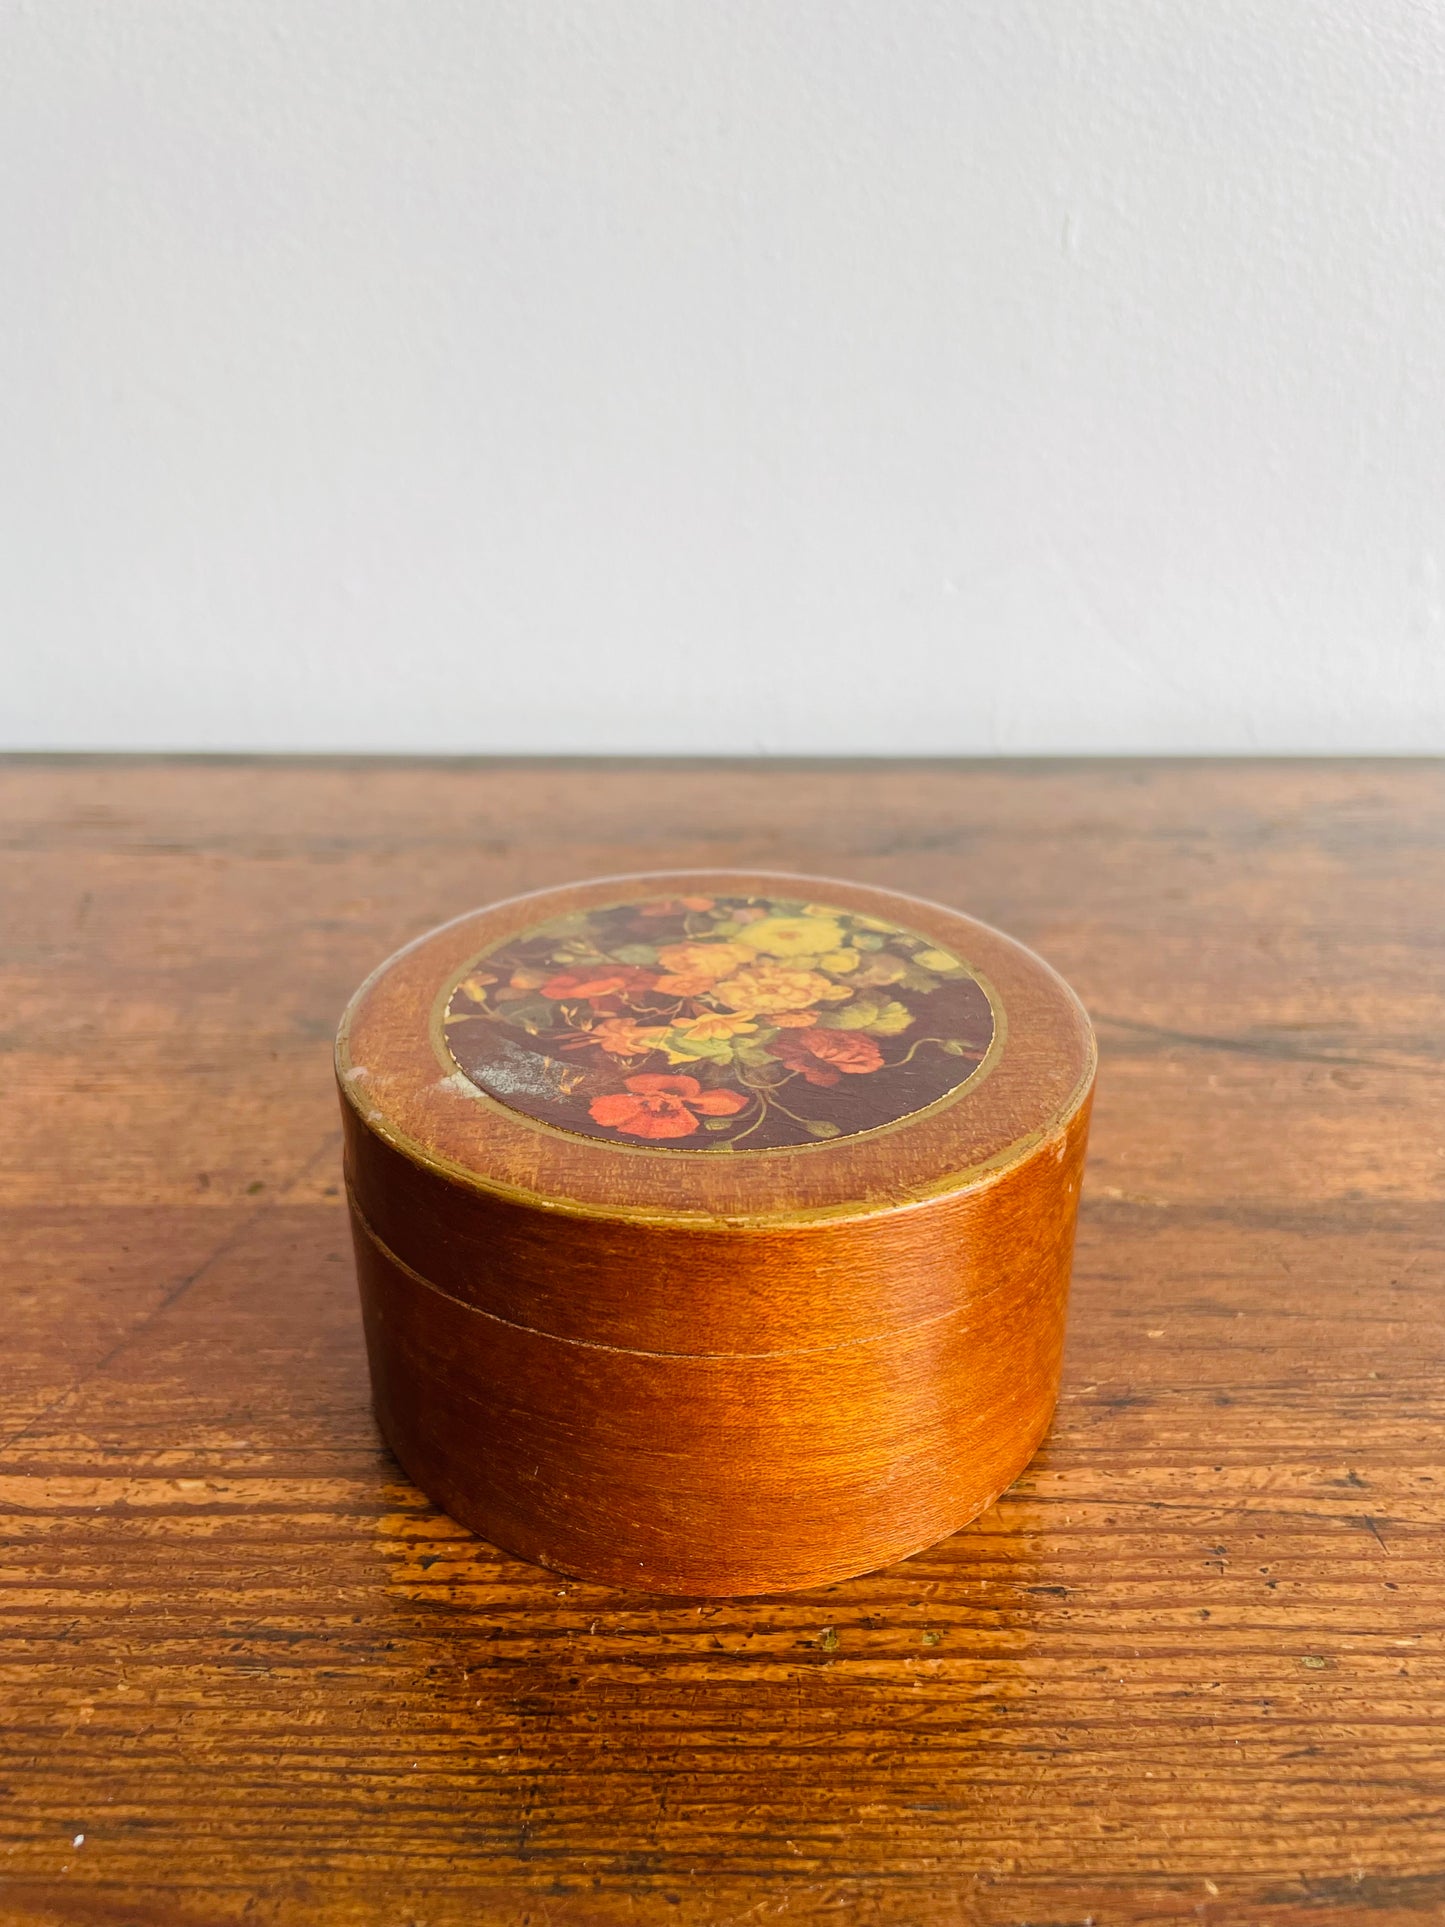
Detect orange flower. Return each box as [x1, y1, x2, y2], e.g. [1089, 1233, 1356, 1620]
[577, 1016, 671, 1058]
[654, 939, 754, 996]
[542, 963, 656, 1001]
[767, 1027, 884, 1087]
[588, 1074, 749, 1139]
[656, 940, 751, 976]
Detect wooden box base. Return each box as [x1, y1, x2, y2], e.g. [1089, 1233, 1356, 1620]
[348, 1109, 1084, 1596]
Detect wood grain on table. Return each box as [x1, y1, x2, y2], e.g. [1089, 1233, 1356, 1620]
[2, 757, 1442, 1927]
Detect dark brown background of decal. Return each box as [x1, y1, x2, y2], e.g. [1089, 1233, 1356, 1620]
[3, 757, 1443, 1926]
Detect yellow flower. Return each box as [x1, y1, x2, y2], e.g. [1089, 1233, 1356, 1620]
[917, 948, 961, 972]
[713, 963, 836, 1016]
[819, 948, 860, 974]
[455, 970, 497, 1003]
[675, 1011, 759, 1043]
[736, 915, 845, 959]
[656, 1010, 759, 1064]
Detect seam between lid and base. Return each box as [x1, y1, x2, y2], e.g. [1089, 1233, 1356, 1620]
[346, 1185, 1003, 1364]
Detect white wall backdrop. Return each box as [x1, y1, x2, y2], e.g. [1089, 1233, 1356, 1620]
[3, 1, 1444, 754]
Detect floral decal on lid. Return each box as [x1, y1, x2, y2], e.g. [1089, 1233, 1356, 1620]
[443, 893, 995, 1151]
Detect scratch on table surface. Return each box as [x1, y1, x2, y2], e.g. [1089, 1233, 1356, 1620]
[0, 1135, 339, 1461]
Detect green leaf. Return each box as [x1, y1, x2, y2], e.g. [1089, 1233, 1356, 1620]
[500, 995, 557, 1033]
[853, 954, 908, 988]
[938, 1037, 971, 1056]
[849, 931, 886, 950]
[864, 1000, 914, 1037]
[804, 1118, 842, 1138]
[819, 997, 882, 1031]
[898, 966, 940, 994]
[660, 1028, 734, 1065]
[702, 1116, 736, 1131]
[610, 942, 658, 965]
[733, 1040, 777, 1067]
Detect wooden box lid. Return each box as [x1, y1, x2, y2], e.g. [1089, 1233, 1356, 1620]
[337, 871, 1095, 1593]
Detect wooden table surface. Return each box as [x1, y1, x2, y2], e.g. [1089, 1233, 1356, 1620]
[3, 757, 1442, 1927]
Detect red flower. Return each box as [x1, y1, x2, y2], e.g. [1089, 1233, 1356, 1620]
[767, 1027, 884, 1087]
[542, 964, 657, 1001]
[588, 1074, 748, 1140]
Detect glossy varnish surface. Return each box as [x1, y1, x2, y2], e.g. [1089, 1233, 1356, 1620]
[3, 758, 1444, 1923]
[339, 871, 1094, 1593]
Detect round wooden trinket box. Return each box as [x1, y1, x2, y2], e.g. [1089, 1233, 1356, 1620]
[337, 872, 1095, 1596]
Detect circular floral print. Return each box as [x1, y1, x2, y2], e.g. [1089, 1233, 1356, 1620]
[443, 893, 995, 1151]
